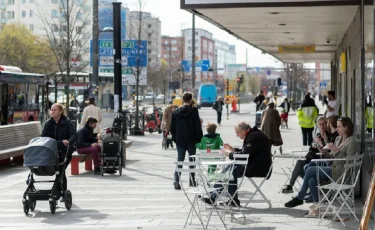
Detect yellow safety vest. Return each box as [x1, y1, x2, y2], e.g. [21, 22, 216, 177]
[366, 107, 373, 129]
[297, 106, 318, 128]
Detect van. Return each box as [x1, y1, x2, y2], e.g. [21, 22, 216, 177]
[197, 84, 217, 109]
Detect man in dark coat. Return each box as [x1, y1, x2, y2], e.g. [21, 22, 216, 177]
[253, 91, 265, 111]
[213, 96, 224, 125]
[171, 92, 203, 190]
[203, 121, 272, 206]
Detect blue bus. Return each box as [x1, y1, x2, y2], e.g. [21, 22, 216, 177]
[197, 84, 217, 109]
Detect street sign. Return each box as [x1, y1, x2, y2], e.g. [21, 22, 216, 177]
[319, 81, 327, 88]
[278, 45, 315, 53]
[121, 67, 147, 86]
[91, 40, 148, 67]
[224, 64, 246, 72]
[169, 81, 180, 90]
[181, 60, 210, 72]
[267, 69, 271, 76]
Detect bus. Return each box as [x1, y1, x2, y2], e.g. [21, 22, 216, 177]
[0, 65, 46, 125]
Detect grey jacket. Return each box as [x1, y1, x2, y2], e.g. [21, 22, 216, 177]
[328, 136, 359, 181]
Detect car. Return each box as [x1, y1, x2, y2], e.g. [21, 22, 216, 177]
[134, 96, 143, 102]
[156, 94, 164, 99]
[145, 92, 155, 99]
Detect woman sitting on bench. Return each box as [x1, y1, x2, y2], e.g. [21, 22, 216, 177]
[75, 117, 101, 175]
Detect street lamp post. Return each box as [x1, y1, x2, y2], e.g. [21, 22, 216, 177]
[112, 2, 122, 112]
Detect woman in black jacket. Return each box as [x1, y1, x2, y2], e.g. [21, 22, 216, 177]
[41, 103, 76, 199]
[75, 117, 101, 174]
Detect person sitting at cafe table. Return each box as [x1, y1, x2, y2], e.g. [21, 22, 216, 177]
[202, 121, 272, 206]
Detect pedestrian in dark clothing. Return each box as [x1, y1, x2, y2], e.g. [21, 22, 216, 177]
[253, 91, 265, 111]
[278, 98, 291, 114]
[213, 96, 224, 125]
[171, 92, 203, 190]
[300, 94, 317, 108]
[41, 103, 76, 202]
[75, 117, 101, 174]
[202, 121, 272, 206]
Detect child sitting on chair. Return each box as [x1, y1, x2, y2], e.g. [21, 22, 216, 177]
[196, 122, 223, 174]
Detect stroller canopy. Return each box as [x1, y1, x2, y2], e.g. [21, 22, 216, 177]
[24, 137, 59, 167]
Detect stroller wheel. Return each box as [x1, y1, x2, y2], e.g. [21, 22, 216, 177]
[118, 166, 122, 176]
[49, 199, 56, 214]
[157, 128, 162, 134]
[29, 200, 36, 211]
[64, 190, 72, 210]
[23, 201, 29, 215]
[100, 166, 105, 176]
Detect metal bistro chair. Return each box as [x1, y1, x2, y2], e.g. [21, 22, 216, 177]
[313, 154, 363, 227]
[244, 154, 274, 209]
[175, 161, 228, 230]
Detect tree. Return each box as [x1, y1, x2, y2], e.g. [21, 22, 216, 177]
[35, 0, 92, 112]
[147, 59, 169, 106]
[0, 24, 57, 74]
[248, 75, 261, 95]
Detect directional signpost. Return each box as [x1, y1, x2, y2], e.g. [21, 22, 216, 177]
[91, 39, 148, 85]
[182, 60, 210, 72]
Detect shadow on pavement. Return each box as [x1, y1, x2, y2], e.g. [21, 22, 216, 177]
[125, 167, 174, 181]
[70, 170, 138, 181]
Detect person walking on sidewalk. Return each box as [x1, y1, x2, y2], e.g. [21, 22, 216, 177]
[213, 96, 224, 125]
[261, 102, 283, 151]
[253, 91, 265, 112]
[324, 91, 339, 118]
[298, 94, 319, 146]
[80, 98, 102, 136]
[171, 92, 203, 190]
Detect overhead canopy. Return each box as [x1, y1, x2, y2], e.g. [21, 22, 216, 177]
[0, 71, 46, 84]
[181, 0, 360, 63]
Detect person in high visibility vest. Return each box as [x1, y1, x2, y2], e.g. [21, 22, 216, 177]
[297, 95, 318, 146]
[366, 101, 373, 133]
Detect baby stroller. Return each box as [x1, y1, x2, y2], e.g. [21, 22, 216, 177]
[100, 127, 122, 176]
[255, 110, 263, 128]
[22, 137, 72, 215]
[162, 130, 173, 150]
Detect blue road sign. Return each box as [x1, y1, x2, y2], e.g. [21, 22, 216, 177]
[267, 69, 271, 76]
[319, 81, 327, 88]
[181, 60, 210, 72]
[91, 40, 148, 67]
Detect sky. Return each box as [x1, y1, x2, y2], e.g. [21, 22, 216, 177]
[120, 0, 283, 68]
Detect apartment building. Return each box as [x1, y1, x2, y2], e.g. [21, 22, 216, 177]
[0, 0, 92, 69]
[127, 11, 161, 68]
[161, 36, 184, 70]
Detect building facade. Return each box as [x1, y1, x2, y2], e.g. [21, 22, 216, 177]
[181, 28, 215, 87]
[214, 39, 236, 87]
[161, 36, 184, 70]
[127, 11, 161, 68]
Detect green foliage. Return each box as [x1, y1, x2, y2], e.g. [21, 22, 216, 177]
[0, 24, 57, 74]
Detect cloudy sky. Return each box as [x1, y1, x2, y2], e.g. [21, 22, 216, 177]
[120, 0, 283, 68]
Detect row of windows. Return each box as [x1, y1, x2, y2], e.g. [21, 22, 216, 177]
[3, 0, 33, 4]
[164, 40, 179, 45]
[2, 10, 82, 20]
[163, 46, 180, 51]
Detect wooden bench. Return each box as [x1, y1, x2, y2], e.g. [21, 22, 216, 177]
[0, 122, 42, 164]
[70, 140, 133, 175]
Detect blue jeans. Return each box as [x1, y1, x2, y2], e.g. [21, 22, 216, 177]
[296, 166, 332, 202]
[174, 144, 196, 182]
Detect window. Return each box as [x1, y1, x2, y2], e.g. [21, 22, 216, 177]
[148, 58, 152, 63]
[51, 9, 58, 18]
[76, 26, 81, 34]
[29, 24, 34, 31]
[60, 24, 67, 32]
[76, 12, 82, 20]
[22, 11, 26, 18]
[148, 41, 151, 45]
[0, 12, 5, 19]
[164, 40, 168, 45]
[164, 54, 169, 58]
[29, 10, 33, 17]
[148, 49, 151, 54]
[195, 31, 198, 35]
[148, 24, 151, 28]
[6, 11, 14, 19]
[52, 24, 58, 32]
[21, 0, 26, 3]
[171, 40, 177, 44]
[7, 0, 14, 4]
[148, 33, 151, 37]
[51, 0, 58, 3]
[171, 47, 177, 51]
[163, 46, 169, 51]
[29, 0, 33, 3]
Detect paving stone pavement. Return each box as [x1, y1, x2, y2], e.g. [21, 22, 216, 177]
[0, 103, 374, 230]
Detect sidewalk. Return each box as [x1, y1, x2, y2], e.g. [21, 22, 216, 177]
[0, 103, 372, 229]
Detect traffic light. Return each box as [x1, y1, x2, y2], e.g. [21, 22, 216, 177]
[225, 79, 229, 90]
